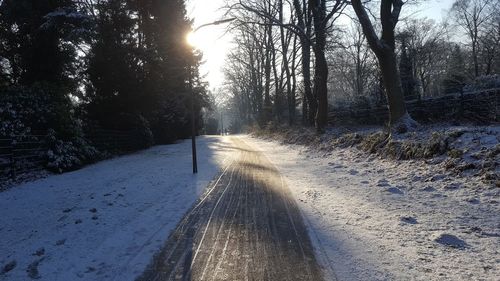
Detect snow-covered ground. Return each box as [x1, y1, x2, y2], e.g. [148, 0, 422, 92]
[0, 136, 233, 281]
[1, 130, 498, 281]
[241, 134, 499, 281]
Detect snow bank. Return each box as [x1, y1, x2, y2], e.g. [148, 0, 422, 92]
[0, 136, 233, 281]
[242, 132, 499, 281]
[254, 124, 499, 187]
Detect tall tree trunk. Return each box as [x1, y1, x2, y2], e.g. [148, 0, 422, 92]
[263, 23, 272, 124]
[304, 46, 316, 126]
[278, 2, 293, 125]
[310, 0, 329, 132]
[272, 37, 282, 121]
[377, 50, 407, 122]
[302, 90, 309, 124]
[472, 41, 479, 77]
[355, 42, 363, 96]
[290, 34, 299, 125]
[351, 0, 416, 130]
[292, 0, 315, 126]
[251, 50, 263, 116]
[312, 42, 328, 131]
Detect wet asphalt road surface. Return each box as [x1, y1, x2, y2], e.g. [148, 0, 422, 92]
[138, 137, 324, 281]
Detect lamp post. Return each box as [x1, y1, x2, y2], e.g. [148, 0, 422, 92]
[189, 66, 197, 174]
[187, 17, 235, 174]
[220, 109, 224, 135]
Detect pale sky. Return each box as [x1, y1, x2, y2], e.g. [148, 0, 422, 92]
[186, 0, 232, 90]
[410, 0, 455, 21]
[187, 0, 455, 89]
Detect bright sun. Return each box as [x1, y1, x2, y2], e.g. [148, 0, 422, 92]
[186, 0, 235, 88]
[186, 31, 198, 48]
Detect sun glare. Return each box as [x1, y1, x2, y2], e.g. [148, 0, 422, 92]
[186, 31, 198, 48]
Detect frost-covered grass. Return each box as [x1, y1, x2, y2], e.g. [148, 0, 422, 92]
[253, 123, 500, 187]
[243, 125, 499, 280]
[0, 136, 233, 281]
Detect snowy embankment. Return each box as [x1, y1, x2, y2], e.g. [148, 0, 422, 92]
[241, 128, 499, 281]
[0, 136, 233, 281]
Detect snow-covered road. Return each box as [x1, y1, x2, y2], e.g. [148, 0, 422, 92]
[0, 136, 233, 281]
[1, 133, 498, 281]
[241, 135, 499, 281]
[139, 137, 323, 281]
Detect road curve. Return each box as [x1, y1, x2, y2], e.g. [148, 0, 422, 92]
[138, 137, 324, 281]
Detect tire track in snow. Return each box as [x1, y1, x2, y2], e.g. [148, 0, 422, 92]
[138, 137, 325, 281]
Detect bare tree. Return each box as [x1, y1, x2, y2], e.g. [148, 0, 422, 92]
[328, 22, 377, 104]
[291, 0, 315, 125]
[478, 8, 500, 75]
[450, 0, 496, 77]
[309, 0, 346, 131]
[398, 18, 450, 97]
[278, 0, 297, 124]
[232, 0, 346, 131]
[351, 0, 417, 131]
[223, 22, 268, 124]
[229, 0, 316, 126]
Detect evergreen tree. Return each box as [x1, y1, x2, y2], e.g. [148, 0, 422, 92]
[134, 0, 205, 143]
[85, 0, 142, 129]
[0, 0, 83, 87]
[0, 0, 89, 139]
[85, 0, 205, 143]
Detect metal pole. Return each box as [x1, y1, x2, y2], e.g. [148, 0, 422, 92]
[220, 110, 224, 135]
[190, 65, 198, 174]
[188, 18, 235, 174]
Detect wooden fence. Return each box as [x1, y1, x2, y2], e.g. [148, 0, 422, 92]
[328, 88, 500, 125]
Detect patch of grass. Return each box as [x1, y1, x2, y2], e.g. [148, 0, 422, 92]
[448, 149, 464, 158]
[250, 124, 488, 165]
[252, 124, 500, 189]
